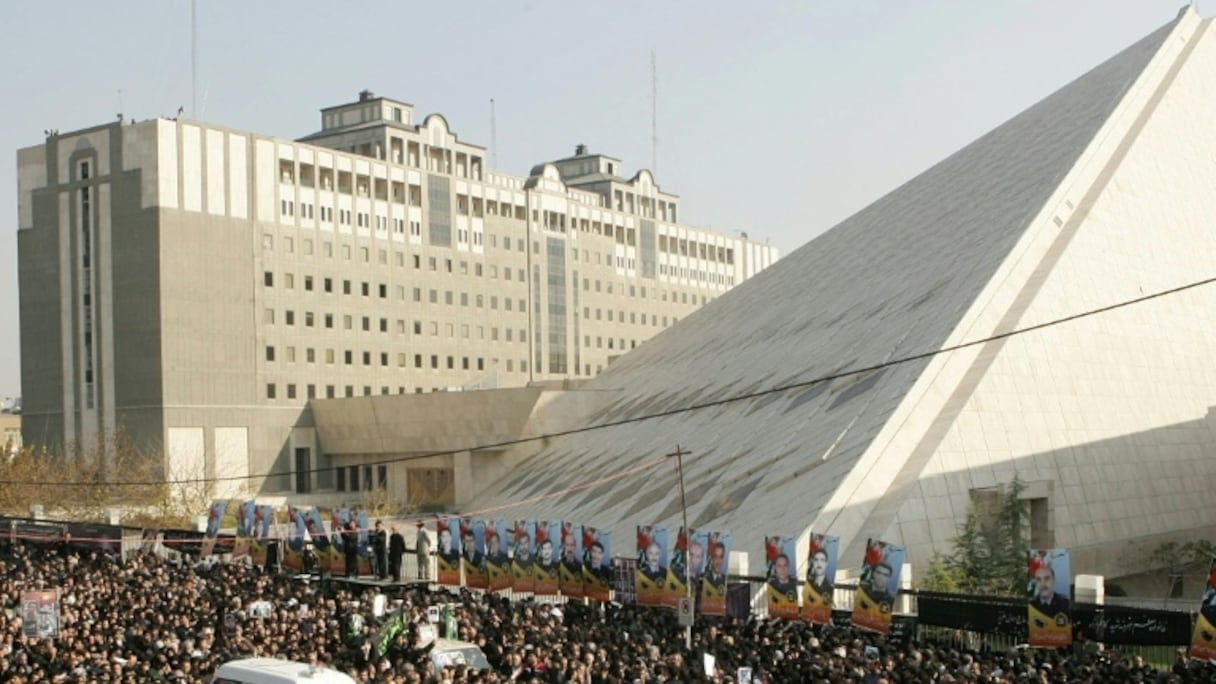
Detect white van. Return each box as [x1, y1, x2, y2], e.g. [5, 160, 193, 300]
[211, 657, 357, 684]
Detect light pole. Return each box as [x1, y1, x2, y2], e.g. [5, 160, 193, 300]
[667, 444, 693, 650]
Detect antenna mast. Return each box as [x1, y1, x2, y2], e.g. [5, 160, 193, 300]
[650, 50, 658, 174]
[490, 98, 498, 169]
[191, 0, 197, 118]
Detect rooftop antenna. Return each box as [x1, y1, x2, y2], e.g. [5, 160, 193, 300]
[490, 98, 498, 169]
[191, 0, 197, 118]
[650, 49, 658, 174]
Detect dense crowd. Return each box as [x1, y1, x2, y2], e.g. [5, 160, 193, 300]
[1, 541, 1214, 683]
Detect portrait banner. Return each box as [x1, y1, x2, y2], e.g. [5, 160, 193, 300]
[437, 516, 463, 587]
[1192, 560, 1216, 661]
[21, 590, 60, 639]
[485, 518, 513, 591]
[701, 531, 732, 616]
[461, 518, 488, 590]
[250, 505, 274, 567]
[533, 520, 562, 595]
[1028, 548, 1072, 648]
[511, 519, 537, 593]
[851, 538, 905, 634]
[636, 525, 669, 607]
[232, 500, 256, 560]
[666, 526, 703, 609]
[559, 522, 584, 598]
[200, 500, 227, 559]
[765, 535, 800, 619]
[282, 507, 309, 572]
[802, 533, 839, 624]
[355, 510, 372, 575]
[582, 527, 613, 602]
[303, 508, 338, 574]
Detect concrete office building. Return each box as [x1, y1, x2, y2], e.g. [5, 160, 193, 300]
[465, 7, 1216, 584]
[16, 92, 777, 498]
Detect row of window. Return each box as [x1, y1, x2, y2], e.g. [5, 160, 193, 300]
[266, 347, 496, 369]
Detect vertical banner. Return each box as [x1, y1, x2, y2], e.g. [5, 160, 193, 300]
[701, 531, 732, 616]
[462, 518, 488, 590]
[283, 507, 308, 572]
[534, 520, 562, 595]
[200, 500, 227, 559]
[329, 508, 349, 575]
[765, 535, 800, 619]
[559, 522, 584, 598]
[250, 505, 274, 567]
[802, 533, 839, 624]
[852, 539, 905, 634]
[355, 509, 372, 575]
[21, 590, 60, 638]
[437, 516, 462, 587]
[667, 526, 704, 609]
[511, 520, 536, 593]
[232, 501, 255, 560]
[636, 525, 669, 607]
[1190, 560, 1216, 661]
[302, 508, 336, 574]
[582, 527, 613, 602]
[485, 518, 512, 591]
[1028, 548, 1072, 648]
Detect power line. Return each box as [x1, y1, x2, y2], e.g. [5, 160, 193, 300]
[5, 274, 1215, 489]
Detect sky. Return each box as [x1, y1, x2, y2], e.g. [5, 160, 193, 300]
[0, 0, 1192, 400]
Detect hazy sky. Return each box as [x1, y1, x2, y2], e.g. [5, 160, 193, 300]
[0, 1, 1190, 399]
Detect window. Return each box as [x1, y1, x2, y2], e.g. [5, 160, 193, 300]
[266, 383, 276, 399]
[285, 311, 295, 325]
[304, 276, 313, 291]
[263, 271, 274, 286]
[324, 277, 333, 293]
[265, 346, 275, 361]
[287, 384, 297, 399]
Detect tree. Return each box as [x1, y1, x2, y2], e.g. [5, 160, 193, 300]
[921, 477, 1029, 597]
[1140, 540, 1216, 605]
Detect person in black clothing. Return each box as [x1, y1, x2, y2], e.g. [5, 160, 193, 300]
[388, 525, 406, 583]
[343, 520, 359, 578]
[371, 520, 388, 580]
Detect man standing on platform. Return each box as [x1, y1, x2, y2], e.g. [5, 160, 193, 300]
[371, 520, 388, 581]
[389, 525, 406, 583]
[415, 521, 431, 581]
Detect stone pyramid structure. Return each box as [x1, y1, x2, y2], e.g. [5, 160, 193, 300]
[469, 7, 1216, 580]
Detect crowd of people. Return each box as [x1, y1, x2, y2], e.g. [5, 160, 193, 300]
[1, 540, 1214, 683]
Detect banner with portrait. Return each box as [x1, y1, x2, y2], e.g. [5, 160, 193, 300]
[1191, 560, 1216, 661]
[802, 533, 838, 624]
[636, 525, 669, 607]
[667, 527, 707, 609]
[232, 500, 256, 560]
[765, 535, 800, 619]
[533, 520, 562, 595]
[302, 508, 337, 574]
[436, 516, 462, 587]
[21, 590, 60, 639]
[355, 509, 372, 575]
[329, 508, 349, 574]
[485, 518, 512, 591]
[701, 531, 732, 616]
[665, 527, 697, 608]
[1027, 548, 1072, 648]
[511, 519, 536, 593]
[282, 507, 308, 572]
[559, 522, 584, 598]
[461, 518, 488, 590]
[582, 526, 612, 602]
[851, 538, 905, 634]
[200, 500, 227, 559]
[249, 504, 275, 567]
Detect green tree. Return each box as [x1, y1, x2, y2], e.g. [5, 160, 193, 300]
[921, 477, 1029, 596]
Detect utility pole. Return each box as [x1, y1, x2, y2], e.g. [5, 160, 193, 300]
[666, 444, 693, 649]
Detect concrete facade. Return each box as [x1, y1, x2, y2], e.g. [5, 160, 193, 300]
[16, 94, 777, 499]
[463, 8, 1216, 583]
